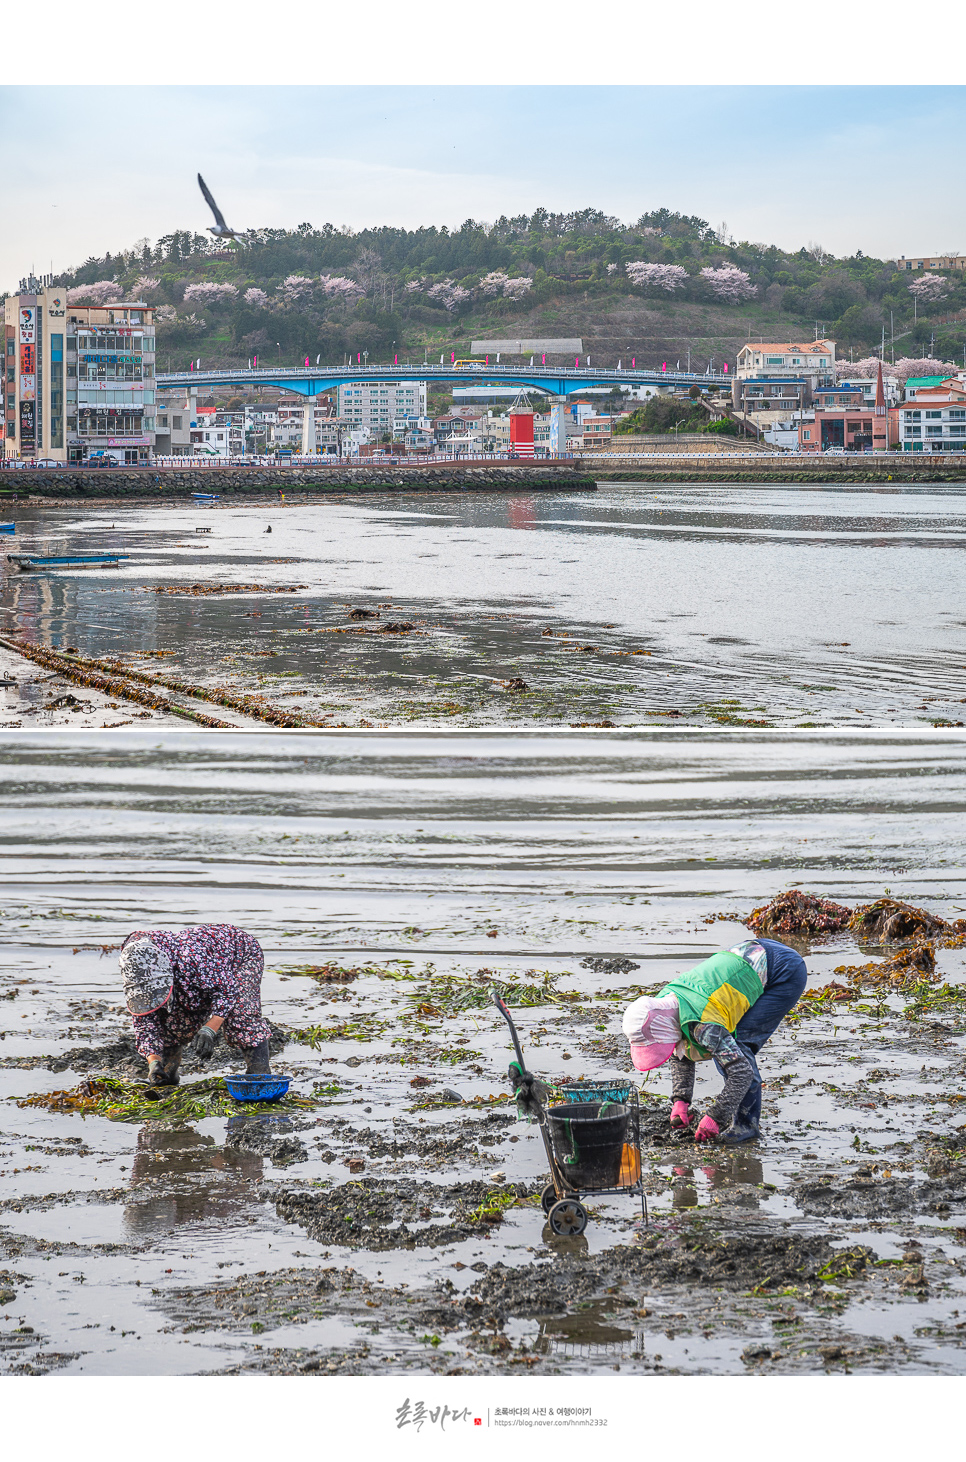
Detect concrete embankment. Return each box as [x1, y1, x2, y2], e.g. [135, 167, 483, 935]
[0, 465, 597, 498]
[588, 455, 966, 483]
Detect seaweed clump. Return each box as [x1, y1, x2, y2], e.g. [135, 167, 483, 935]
[849, 899, 952, 944]
[747, 890, 853, 941]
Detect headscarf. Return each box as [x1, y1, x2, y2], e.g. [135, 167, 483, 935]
[121, 939, 175, 1016]
[621, 993, 682, 1072]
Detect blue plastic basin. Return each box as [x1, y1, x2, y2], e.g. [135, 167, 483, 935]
[225, 1074, 290, 1102]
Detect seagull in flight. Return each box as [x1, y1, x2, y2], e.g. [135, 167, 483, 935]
[197, 173, 251, 240]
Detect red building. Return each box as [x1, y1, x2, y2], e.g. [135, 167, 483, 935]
[799, 363, 897, 452]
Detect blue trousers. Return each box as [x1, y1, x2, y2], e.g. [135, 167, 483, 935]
[712, 938, 807, 1134]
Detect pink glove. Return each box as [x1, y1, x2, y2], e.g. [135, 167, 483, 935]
[694, 1115, 720, 1143]
[670, 1100, 691, 1128]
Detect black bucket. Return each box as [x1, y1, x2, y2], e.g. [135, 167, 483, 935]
[547, 1101, 630, 1189]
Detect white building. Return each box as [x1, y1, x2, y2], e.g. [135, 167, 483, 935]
[4, 281, 157, 464]
[337, 380, 427, 435]
[897, 377, 966, 452]
[190, 409, 244, 456]
[155, 392, 195, 456]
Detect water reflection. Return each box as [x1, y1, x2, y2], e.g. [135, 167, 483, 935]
[669, 1153, 765, 1210]
[123, 1126, 262, 1238]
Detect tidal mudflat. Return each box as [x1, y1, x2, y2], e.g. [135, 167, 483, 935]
[2, 483, 965, 727]
[2, 731, 966, 1375]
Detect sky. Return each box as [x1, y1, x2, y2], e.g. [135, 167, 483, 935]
[2, 85, 965, 290]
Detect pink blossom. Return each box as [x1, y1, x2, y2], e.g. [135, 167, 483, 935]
[183, 282, 238, 306]
[503, 276, 532, 299]
[836, 355, 958, 385]
[67, 281, 122, 305]
[132, 275, 160, 296]
[626, 262, 688, 292]
[427, 280, 472, 311]
[320, 276, 363, 301]
[280, 275, 314, 302]
[244, 287, 269, 307]
[700, 266, 755, 303]
[908, 274, 949, 303]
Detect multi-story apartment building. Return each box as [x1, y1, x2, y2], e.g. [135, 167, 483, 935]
[896, 376, 966, 451]
[581, 414, 615, 447]
[732, 340, 835, 434]
[4, 279, 155, 463]
[337, 380, 427, 434]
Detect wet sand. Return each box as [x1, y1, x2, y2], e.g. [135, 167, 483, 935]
[2, 731, 966, 1375]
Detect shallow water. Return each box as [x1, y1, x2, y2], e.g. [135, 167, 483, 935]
[3, 484, 966, 725]
[2, 730, 966, 1375]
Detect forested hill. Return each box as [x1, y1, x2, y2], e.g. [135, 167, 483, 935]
[41, 207, 965, 370]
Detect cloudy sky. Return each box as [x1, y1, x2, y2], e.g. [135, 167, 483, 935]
[2, 85, 964, 288]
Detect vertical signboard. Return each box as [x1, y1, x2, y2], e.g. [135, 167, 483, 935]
[20, 342, 36, 400]
[19, 308, 38, 452]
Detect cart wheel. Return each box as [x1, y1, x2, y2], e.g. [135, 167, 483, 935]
[548, 1199, 588, 1237]
[540, 1183, 558, 1215]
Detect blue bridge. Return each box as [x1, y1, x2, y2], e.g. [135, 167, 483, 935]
[156, 362, 730, 399]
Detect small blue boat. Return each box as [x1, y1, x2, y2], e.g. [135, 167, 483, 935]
[191, 493, 220, 501]
[7, 553, 130, 571]
[0, 523, 14, 535]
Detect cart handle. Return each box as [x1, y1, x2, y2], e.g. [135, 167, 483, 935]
[490, 987, 526, 1070]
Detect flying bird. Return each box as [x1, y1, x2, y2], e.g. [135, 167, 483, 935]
[197, 173, 250, 240]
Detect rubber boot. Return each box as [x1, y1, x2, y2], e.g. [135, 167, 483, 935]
[158, 1044, 182, 1086]
[721, 1120, 761, 1145]
[244, 1039, 271, 1075]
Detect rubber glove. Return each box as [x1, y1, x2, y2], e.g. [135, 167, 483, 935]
[670, 1100, 692, 1128]
[192, 1025, 217, 1060]
[148, 1059, 176, 1087]
[694, 1114, 720, 1143]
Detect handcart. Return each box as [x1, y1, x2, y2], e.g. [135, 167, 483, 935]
[492, 989, 647, 1237]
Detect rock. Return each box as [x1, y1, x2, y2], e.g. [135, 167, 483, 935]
[580, 955, 640, 974]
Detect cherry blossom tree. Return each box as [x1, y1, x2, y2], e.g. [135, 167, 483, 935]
[132, 275, 160, 297]
[479, 271, 510, 297]
[244, 287, 269, 307]
[320, 275, 363, 302]
[625, 262, 688, 292]
[427, 279, 472, 311]
[836, 355, 958, 385]
[699, 266, 756, 303]
[67, 281, 122, 305]
[279, 275, 314, 303]
[908, 275, 949, 304]
[503, 276, 533, 300]
[404, 279, 425, 294]
[183, 282, 237, 306]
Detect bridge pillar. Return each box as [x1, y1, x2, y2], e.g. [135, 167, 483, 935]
[301, 400, 315, 456]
